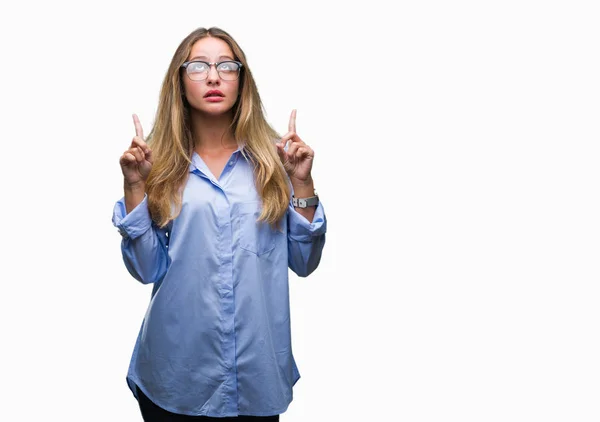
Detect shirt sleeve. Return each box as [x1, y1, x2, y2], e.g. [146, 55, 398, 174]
[112, 195, 170, 284]
[287, 198, 327, 277]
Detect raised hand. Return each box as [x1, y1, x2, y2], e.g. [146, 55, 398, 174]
[120, 114, 153, 187]
[275, 109, 314, 183]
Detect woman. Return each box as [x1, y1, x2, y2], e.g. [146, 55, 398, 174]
[112, 26, 326, 421]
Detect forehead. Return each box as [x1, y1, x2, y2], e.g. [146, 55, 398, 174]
[188, 37, 234, 60]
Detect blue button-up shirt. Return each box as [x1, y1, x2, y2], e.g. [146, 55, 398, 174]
[112, 148, 326, 417]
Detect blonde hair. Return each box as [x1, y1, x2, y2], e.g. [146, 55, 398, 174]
[145, 27, 290, 228]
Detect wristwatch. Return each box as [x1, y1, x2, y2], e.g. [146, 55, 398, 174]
[292, 189, 319, 208]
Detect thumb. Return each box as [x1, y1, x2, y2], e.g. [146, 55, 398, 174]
[275, 143, 286, 162]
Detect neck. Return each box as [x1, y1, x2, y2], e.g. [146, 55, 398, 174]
[190, 109, 238, 153]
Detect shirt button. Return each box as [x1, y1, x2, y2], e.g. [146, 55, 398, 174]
[228, 161, 234, 166]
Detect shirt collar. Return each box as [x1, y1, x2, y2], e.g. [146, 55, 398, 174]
[188, 146, 244, 173]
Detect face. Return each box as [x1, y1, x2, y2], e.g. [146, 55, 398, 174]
[182, 37, 240, 116]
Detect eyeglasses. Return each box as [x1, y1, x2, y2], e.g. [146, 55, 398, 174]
[181, 60, 243, 81]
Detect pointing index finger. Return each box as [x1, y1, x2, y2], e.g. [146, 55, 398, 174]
[132, 113, 144, 139]
[288, 109, 297, 133]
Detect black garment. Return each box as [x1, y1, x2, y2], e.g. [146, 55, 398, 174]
[136, 386, 280, 421]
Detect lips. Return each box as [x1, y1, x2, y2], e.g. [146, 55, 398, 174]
[204, 90, 224, 98]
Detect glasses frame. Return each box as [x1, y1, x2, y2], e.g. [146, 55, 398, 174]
[180, 60, 244, 81]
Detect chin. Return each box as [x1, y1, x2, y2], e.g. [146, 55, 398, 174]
[193, 101, 235, 115]
[199, 107, 234, 117]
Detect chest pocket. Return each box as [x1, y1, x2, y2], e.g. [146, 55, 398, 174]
[237, 201, 279, 256]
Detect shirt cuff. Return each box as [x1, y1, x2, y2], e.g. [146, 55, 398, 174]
[288, 199, 326, 242]
[112, 194, 153, 240]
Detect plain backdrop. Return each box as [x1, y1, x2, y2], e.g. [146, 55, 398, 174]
[1, 1, 599, 421]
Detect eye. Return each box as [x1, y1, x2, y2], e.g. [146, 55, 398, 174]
[188, 62, 208, 72]
[217, 61, 239, 72]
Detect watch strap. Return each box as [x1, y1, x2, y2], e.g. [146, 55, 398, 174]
[292, 190, 319, 208]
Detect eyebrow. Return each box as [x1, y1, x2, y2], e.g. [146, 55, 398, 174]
[189, 55, 235, 61]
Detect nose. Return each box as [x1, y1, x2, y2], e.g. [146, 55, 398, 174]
[206, 64, 220, 85]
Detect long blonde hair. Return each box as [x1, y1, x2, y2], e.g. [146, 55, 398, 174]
[145, 27, 291, 228]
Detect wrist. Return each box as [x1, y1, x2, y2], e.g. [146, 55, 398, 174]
[124, 180, 146, 193]
[290, 176, 314, 196]
[124, 181, 146, 214]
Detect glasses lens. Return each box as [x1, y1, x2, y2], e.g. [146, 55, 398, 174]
[187, 62, 209, 81]
[217, 61, 241, 80]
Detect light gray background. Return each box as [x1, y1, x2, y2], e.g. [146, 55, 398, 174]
[1, 1, 598, 421]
